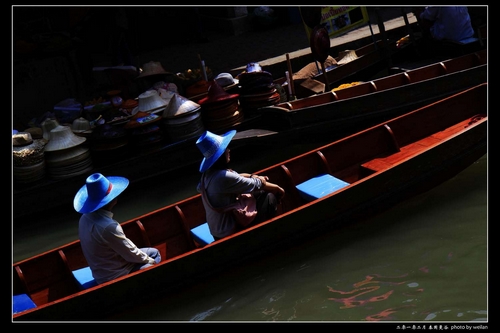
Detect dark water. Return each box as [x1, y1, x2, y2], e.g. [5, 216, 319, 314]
[12, 150, 488, 323]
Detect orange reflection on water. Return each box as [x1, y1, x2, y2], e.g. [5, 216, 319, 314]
[419, 266, 429, 273]
[403, 288, 424, 297]
[365, 304, 416, 321]
[326, 274, 408, 310]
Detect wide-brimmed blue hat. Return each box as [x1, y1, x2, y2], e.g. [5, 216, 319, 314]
[74, 173, 129, 213]
[196, 130, 236, 173]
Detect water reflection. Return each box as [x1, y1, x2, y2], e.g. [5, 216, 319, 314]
[366, 304, 415, 321]
[328, 274, 407, 307]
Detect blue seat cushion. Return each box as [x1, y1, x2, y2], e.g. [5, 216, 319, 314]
[13, 293, 37, 314]
[296, 173, 350, 201]
[72, 266, 98, 289]
[191, 223, 215, 246]
[457, 37, 479, 45]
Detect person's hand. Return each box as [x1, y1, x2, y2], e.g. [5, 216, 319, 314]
[252, 174, 268, 187]
[251, 174, 268, 181]
[258, 175, 269, 185]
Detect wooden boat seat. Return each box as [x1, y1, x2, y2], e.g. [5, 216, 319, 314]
[13, 293, 37, 314]
[190, 223, 215, 247]
[72, 266, 97, 289]
[441, 37, 481, 56]
[296, 173, 350, 201]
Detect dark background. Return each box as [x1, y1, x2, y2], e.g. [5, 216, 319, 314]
[12, 6, 487, 131]
[12, 6, 303, 130]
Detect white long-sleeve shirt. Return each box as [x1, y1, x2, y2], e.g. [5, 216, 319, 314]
[78, 209, 154, 284]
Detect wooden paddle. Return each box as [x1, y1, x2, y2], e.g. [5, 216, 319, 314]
[310, 25, 331, 91]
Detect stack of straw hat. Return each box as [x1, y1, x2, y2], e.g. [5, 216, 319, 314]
[44, 125, 93, 179]
[237, 62, 280, 114]
[162, 93, 204, 142]
[197, 80, 243, 132]
[12, 132, 47, 184]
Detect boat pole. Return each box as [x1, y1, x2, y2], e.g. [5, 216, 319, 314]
[286, 53, 296, 100]
[374, 7, 393, 69]
[198, 53, 208, 81]
[367, 16, 378, 49]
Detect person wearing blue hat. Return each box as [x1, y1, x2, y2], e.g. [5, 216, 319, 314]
[195, 130, 285, 241]
[74, 173, 161, 284]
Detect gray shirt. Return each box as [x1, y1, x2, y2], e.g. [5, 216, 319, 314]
[198, 169, 263, 238]
[78, 209, 154, 284]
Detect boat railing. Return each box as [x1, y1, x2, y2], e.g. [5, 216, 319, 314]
[13, 202, 205, 313]
[258, 125, 400, 211]
[265, 49, 487, 117]
[261, 83, 487, 209]
[14, 246, 83, 312]
[358, 84, 488, 172]
[135, 199, 206, 254]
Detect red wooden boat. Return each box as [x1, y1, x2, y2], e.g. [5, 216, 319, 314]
[256, 49, 487, 133]
[12, 83, 487, 321]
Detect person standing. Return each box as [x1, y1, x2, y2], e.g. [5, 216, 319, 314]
[74, 173, 161, 285]
[195, 130, 285, 241]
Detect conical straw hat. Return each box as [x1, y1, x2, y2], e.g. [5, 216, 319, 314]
[45, 125, 86, 152]
[162, 93, 201, 118]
